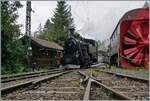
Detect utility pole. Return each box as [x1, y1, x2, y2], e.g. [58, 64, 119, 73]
[25, 1, 32, 68]
[143, 0, 149, 8]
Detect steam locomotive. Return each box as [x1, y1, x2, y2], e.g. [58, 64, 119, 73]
[108, 7, 149, 69]
[62, 28, 98, 68]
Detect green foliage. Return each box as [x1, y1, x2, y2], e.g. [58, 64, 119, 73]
[1, 1, 27, 74]
[98, 39, 108, 51]
[1, 63, 28, 75]
[105, 66, 149, 79]
[43, 19, 51, 31]
[97, 40, 101, 48]
[38, 0, 75, 46]
[1, 38, 27, 75]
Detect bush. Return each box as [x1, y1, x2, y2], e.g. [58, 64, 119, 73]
[1, 65, 12, 75]
[1, 64, 29, 75]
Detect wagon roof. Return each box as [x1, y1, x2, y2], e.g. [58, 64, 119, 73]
[121, 7, 149, 21]
[31, 37, 63, 51]
[110, 7, 149, 39]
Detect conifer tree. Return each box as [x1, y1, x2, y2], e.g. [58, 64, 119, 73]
[38, 20, 52, 41]
[1, 1, 27, 74]
[38, 23, 42, 34]
[50, 0, 75, 46]
[36, 1, 75, 46]
[43, 19, 51, 31]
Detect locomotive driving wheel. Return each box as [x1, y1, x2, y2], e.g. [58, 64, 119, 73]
[122, 20, 149, 67]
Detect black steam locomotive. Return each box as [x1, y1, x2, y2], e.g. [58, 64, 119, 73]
[61, 28, 98, 68]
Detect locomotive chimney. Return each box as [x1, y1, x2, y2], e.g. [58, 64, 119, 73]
[68, 27, 75, 38]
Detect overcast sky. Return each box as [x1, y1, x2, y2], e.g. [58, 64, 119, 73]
[17, 1, 146, 41]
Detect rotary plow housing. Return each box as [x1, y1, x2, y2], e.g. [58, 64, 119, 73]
[119, 8, 149, 69]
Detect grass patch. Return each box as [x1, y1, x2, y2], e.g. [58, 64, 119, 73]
[1, 64, 50, 75]
[105, 66, 149, 79]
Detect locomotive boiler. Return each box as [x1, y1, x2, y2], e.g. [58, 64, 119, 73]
[62, 28, 98, 68]
[108, 7, 149, 69]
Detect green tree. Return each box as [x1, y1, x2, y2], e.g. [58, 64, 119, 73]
[38, 23, 42, 33]
[1, 1, 26, 74]
[43, 19, 51, 31]
[38, 20, 52, 41]
[98, 39, 108, 51]
[50, 0, 75, 46]
[38, 1, 75, 46]
[40, 1, 74, 46]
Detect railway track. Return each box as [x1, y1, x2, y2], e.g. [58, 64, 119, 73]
[1, 68, 68, 95]
[78, 71, 130, 100]
[79, 68, 149, 100]
[1, 68, 64, 83]
[2, 70, 84, 100]
[1, 67, 149, 100]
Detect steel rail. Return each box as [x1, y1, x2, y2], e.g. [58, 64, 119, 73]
[83, 78, 92, 100]
[92, 79, 131, 100]
[1, 70, 63, 83]
[91, 63, 107, 68]
[1, 68, 63, 78]
[100, 70, 149, 83]
[78, 70, 131, 100]
[32, 71, 70, 84]
[1, 71, 70, 95]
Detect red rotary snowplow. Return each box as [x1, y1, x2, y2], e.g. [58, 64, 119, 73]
[119, 8, 149, 68]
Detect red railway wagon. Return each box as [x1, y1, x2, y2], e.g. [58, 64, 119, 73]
[109, 7, 149, 69]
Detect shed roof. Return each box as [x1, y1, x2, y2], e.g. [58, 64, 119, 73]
[31, 37, 63, 50]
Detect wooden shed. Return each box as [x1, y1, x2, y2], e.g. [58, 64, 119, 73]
[30, 37, 63, 67]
